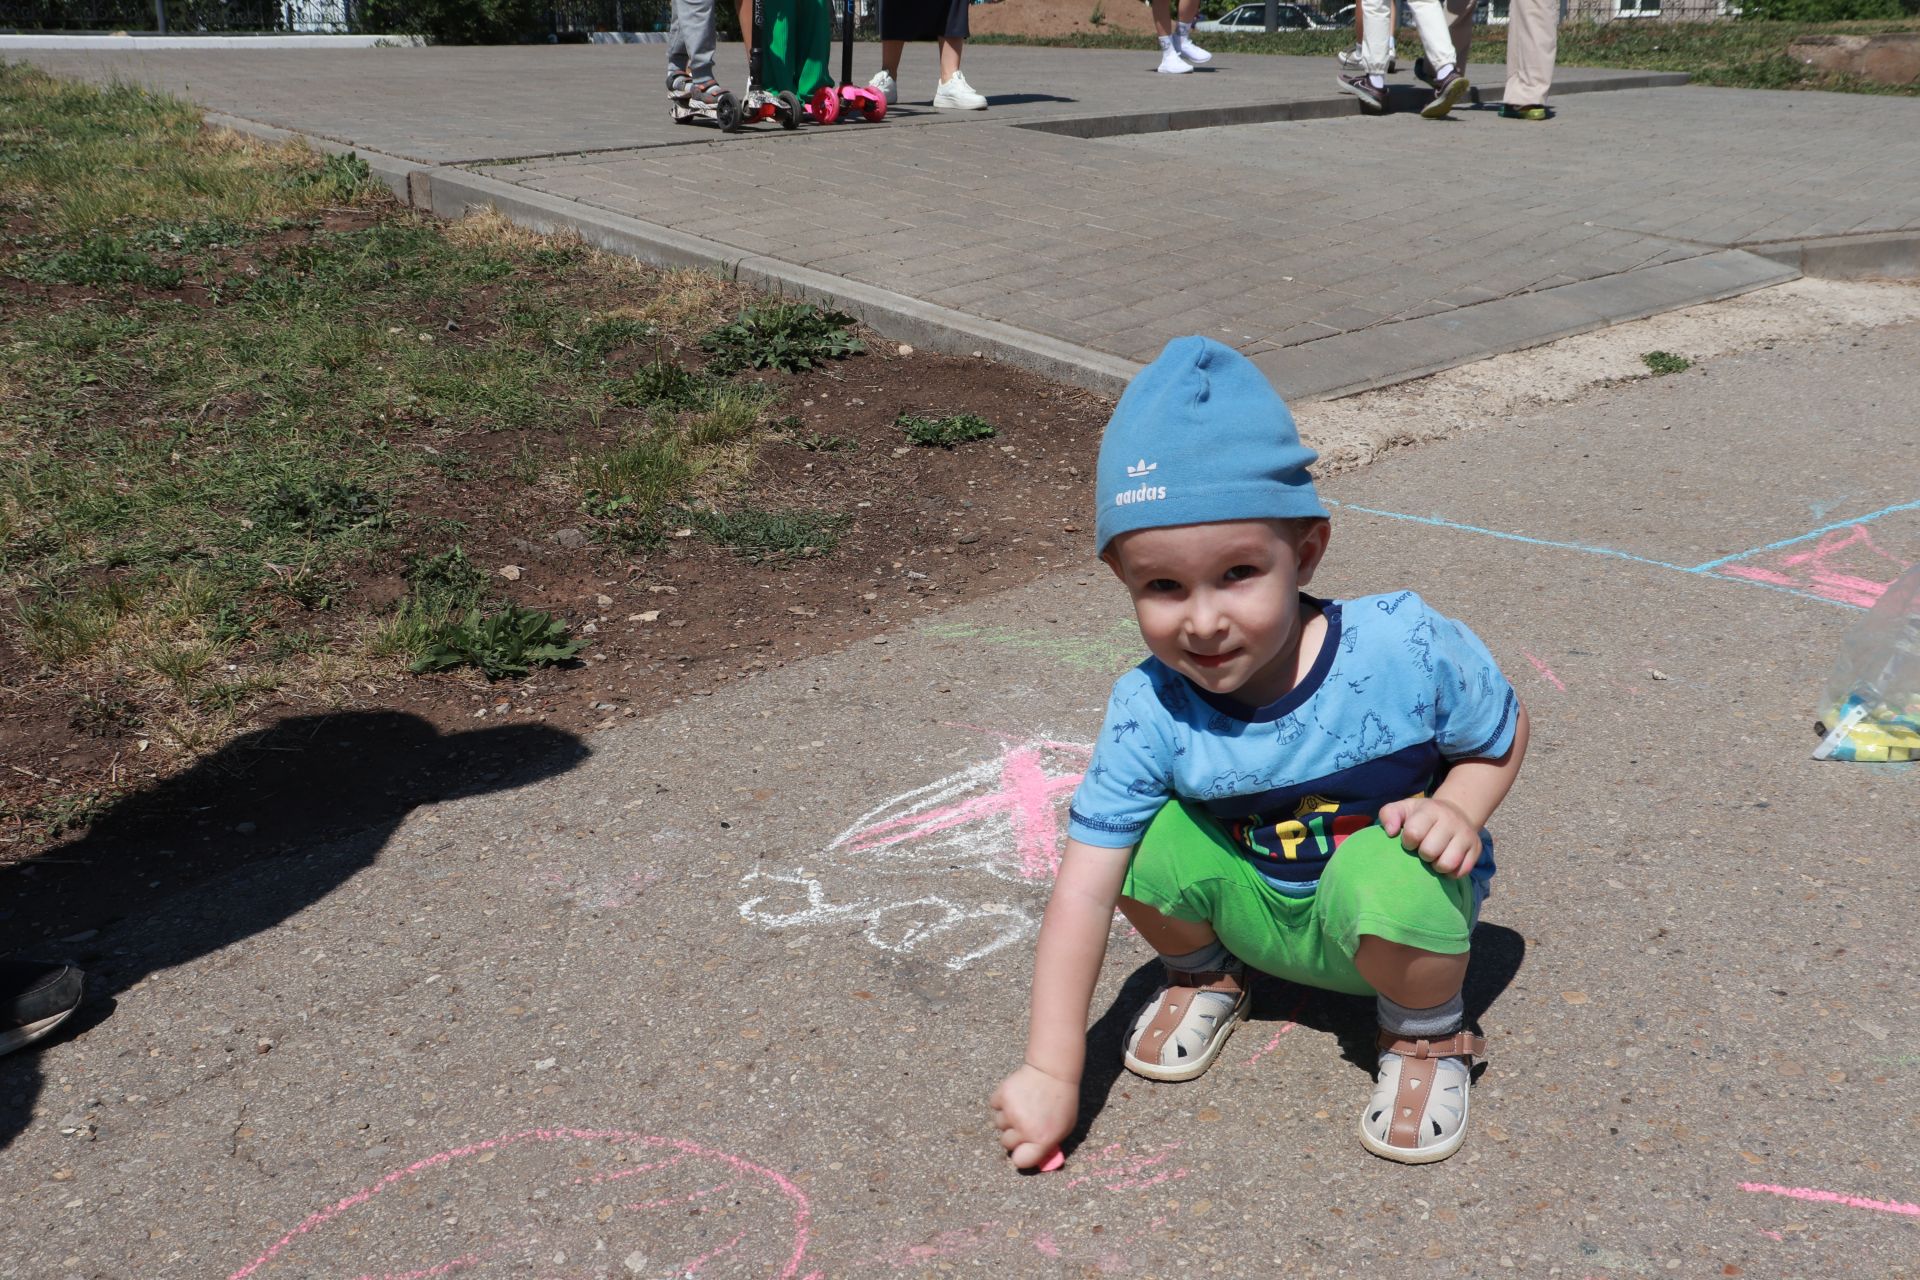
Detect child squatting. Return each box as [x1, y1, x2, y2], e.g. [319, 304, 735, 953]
[991, 336, 1530, 1168]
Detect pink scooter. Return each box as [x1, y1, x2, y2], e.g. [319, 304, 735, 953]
[808, 0, 888, 123]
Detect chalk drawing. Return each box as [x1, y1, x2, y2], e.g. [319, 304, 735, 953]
[1714, 523, 1910, 610]
[228, 1128, 819, 1280]
[1062, 1142, 1191, 1192]
[1739, 1181, 1920, 1219]
[1244, 993, 1309, 1067]
[739, 735, 1092, 970]
[1520, 650, 1568, 693]
[1326, 499, 1918, 611]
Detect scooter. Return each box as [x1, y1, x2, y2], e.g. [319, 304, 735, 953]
[726, 0, 804, 131]
[669, 74, 742, 129]
[807, 0, 887, 124]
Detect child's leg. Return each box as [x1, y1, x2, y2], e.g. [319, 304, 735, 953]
[1313, 825, 1485, 1164]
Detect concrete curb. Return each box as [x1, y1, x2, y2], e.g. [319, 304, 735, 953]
[424, 168, 1144, 393]
[1016, 71, 1692, 140]
[1752, 230, 1920, 283]
[203, 111, 424, 201]
[0, 33, 421, 49]
[1252, 248, 1801, 402]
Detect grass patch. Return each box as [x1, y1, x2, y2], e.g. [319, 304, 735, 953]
[899, 412, 997, 448]
[1641, 350, 1692, 375]
[971, 18, 1920, 94]
[685, 506, 849, 563]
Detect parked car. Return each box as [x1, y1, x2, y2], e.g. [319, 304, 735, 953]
[1195, 2, 1339, 32]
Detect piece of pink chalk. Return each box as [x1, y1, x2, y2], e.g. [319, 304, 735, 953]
[1040, 1149, 1065, 1172]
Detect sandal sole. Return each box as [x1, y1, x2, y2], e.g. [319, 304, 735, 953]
[1122, 986, 1249, 1082]
[1357, 1090, 1471, 1164]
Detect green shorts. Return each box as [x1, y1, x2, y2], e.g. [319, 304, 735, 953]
[1119, 801, 1480, 997]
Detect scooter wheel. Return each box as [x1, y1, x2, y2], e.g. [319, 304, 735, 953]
[777, 90, 802, 130]
[864, 94, 886, 122]
[810, 85, 841, 124]
[716, 91, 742, 132]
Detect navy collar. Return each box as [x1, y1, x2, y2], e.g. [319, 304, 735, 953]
[1185, 595, 1340, 723]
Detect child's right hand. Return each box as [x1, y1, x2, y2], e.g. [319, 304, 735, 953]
[990, 1063, 1078, 1169]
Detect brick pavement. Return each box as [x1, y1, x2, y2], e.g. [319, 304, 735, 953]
[13, 42, 1920, 394]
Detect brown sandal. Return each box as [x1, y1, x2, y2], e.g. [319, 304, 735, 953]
[1358, 1030, 1485, 1164]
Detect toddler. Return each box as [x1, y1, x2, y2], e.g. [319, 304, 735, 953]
[990, 337, 1527, 1166]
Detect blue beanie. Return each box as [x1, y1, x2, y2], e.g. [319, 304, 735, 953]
[1095, 337, 1326, 556]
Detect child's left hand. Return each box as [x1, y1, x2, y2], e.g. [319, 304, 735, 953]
[1378, 796, 1481, 879]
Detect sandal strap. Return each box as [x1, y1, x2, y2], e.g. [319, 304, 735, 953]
[1376, 1031, 1483, 1152]
[1137, 969, 1242, 1062]
[1376, 1030, 1486, 1061]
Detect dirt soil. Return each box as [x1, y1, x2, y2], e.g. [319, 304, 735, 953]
[970, 0, 1158, 38]
[0, 222, 1112, 952]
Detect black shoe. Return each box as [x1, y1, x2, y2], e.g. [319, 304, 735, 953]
[1414, 55, 1437, 89]
[0, 959, 85, 1056]
[1336, 73, 1387, 114]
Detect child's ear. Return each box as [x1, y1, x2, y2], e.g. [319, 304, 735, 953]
[1100, 548, 1128, 584]
[1294, 519, 1332, 586]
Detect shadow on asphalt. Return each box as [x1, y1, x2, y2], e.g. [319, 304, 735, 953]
[1057, 922, 1526, 1153]
[0, 710, 587, 1151]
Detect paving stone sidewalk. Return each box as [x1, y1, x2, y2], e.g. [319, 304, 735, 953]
[16, 42, 1920, 397]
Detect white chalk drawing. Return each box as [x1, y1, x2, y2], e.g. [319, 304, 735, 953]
[739, 736, 1091, 970]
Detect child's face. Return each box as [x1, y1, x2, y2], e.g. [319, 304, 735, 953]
[1105, 518, 1331, 707]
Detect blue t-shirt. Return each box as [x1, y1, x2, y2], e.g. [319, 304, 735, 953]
[1067, 591, 1519, 897]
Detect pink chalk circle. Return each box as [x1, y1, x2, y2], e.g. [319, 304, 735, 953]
[1040, 1150, 1066, 1173]
[226, 1127, 818, 1280]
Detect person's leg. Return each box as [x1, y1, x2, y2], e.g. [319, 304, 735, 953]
[939, 35, 962, 81]
[1403, 0, 1456, 74]
[1359, 0, 1395, 78]
[1115, 802, 1309, 1081]
[1147, 0, 1191, 72]
[1172, 0, 1211, 64]
[1503, 0, 1558, 111]
[1446, 0, 1474, 71]
[1313, 824, 1484, 1163]
[880, 39, 903, 76]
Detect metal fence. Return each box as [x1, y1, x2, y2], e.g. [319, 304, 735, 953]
[0, 0, 673, 32]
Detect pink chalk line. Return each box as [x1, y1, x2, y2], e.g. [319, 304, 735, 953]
[680, 1229, 748, 1275]
[1245, 994, 1309, 1067]
[1520, 651, 1567, 693]
[348, 1249, 488, 1280]
[1739, 1182, 1920, 1219]
[1064, 1142, 1191, 1192]
[576, 1153, 685, 1185]
[841, 738, 1089, 882]
[1715, 524, 1911, 611]
[226, 1128, 814, 1280]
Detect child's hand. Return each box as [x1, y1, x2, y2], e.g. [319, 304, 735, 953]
[1379, 795, 1481, 879]
[990, 1063, 1078, 1170]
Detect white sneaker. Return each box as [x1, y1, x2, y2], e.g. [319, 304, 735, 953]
[932, 69, 987, 110]
[1156, 47, 1193, 75]
[1175, 26, 1212, 64]
[866, 68, 898, 105]
[1337, 41, 1397, 74]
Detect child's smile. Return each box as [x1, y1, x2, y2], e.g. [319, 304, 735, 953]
[1105, 518, 1331, 708]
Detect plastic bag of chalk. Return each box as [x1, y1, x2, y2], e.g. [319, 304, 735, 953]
[1815, 562, 1920, 762]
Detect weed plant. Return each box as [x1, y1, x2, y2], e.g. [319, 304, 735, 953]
[899, 412, 997, 448]
[700, 303, 865, 373]
[1641, 351, 1692, 375]
[410, 605, 587, 680]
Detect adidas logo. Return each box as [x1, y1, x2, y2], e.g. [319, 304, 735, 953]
[1126, 459, 1157, 479]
